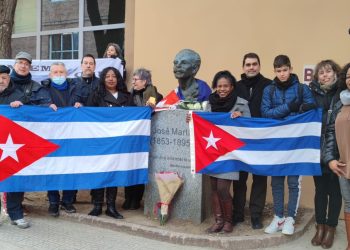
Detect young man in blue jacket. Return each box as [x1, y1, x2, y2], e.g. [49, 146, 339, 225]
[261, 55, 316, 235]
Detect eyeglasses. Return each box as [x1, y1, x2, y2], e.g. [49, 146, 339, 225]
[132, 77, 142, 82]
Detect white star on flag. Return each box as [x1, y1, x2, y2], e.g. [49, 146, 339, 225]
[203, 130, 221, 150]
[0, 134, 25, 162]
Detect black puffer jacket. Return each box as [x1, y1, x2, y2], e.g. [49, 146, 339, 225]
[0, 80, 27, 104]
[323, 98, 342, 167]
[309, 81, 339, 172]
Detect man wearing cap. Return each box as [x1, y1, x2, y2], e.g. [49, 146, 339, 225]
[0, 65, 26, 105]
[5, 52, 52, 229]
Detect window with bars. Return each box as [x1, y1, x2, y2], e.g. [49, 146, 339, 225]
[49, 33, 79, 59]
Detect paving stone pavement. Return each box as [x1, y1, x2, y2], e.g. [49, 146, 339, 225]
[0, 191, 347, 250]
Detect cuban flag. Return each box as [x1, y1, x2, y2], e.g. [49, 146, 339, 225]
[189, 109, 322, 176]
[0, 105, 151, 192]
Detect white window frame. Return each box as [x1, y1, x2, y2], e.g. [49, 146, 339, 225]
[11, 0, 125, 59]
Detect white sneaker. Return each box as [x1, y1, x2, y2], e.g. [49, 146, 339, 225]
[282, 216, 295, 235]
[264, 215, 285, 234]
[11, 218, 30, 229]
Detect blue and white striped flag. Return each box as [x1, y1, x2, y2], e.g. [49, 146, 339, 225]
[190, 109, 322, 176]
[0, 105, 151, 192]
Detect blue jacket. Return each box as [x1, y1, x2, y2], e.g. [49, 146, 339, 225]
[261, 75, 315, 119]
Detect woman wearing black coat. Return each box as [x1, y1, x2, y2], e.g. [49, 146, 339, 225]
[309, 60, 342, 248]
[87, 67, 134, 219]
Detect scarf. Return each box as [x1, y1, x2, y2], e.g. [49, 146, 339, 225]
[10, 70, 32, 85]
[51, 80, 68, 91]
[209, 90, 237, 112]
[274, 76, 293, 90]
[340, 89, 350, 106]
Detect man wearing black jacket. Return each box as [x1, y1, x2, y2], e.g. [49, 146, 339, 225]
[233, 53, 271, 229]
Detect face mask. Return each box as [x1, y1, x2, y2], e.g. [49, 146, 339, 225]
[52, 76, 66, 85]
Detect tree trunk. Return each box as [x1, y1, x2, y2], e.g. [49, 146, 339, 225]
[0, 0, 17, 59]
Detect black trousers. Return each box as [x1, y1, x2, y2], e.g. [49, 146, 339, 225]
[90, 187, 117, 204]
[313, 172, 342, 227]
[232, 171, 267, 219]
[124, 184, 144, 202]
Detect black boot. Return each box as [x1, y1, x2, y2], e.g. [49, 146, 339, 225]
[122, 186, 132, 210]
[105, 187, 124, 219]
[89, 188, 104, 216]
[88, 203, 102, 216]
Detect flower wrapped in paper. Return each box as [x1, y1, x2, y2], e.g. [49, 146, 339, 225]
[154, 172, 184, 225]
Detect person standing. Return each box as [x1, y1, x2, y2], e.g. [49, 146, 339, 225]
[87, 67, 134, 219]
[261, 55, 316, 235]
[42, 62, 79, 217]
[6, 52, 52, 229]
[324, 63, 350, 250]
[309, 60, 342, 248]
[123, 68, 162, 210]
[232, 53, 271, 229]
[74, 54, 100, 107]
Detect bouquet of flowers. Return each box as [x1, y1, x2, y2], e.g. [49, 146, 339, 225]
[154, 172, 184, 225]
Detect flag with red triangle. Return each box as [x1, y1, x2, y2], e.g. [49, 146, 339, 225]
[155, 89, 180, 111]
[190, 112, 245, 174]
[0, 115, 59, 181]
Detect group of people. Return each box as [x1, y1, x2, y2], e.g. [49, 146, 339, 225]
[0, 46, 350, 250]
[179, 49, 349, 249]
[0, 45, 162, 228]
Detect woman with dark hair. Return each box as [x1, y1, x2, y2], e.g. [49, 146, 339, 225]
[188, 70, 250, 233]
[324, 63, 350, 250]
[103, 43, 126, 79]
[309, 60, 342, 248]
[87, 66, 134, 219]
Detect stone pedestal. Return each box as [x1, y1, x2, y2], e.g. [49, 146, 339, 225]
[144, 109, 211, 224]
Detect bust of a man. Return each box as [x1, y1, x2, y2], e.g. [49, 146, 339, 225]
[173, 49, 211, 102]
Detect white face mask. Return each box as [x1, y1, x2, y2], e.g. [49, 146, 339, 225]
[51, 76, 66, 85]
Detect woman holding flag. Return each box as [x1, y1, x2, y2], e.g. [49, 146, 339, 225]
[188, 70, 250, 233]
[86, 66, 134, 219]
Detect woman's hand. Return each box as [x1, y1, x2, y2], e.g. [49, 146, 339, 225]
[231, 111, 242, 119]
[10, 101, 23, 108]
[328, 160, 346, 177]
[145, 100, 156, 109]
[49, 104, 58, 111]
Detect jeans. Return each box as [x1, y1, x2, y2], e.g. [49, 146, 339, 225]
[48, 190, 76, 205]
[6, 192, 24, 221]
[271, 175, 302, 218]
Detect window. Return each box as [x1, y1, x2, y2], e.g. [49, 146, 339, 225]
[49, 33, 79, 59]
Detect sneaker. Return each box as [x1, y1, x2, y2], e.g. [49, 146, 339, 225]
[282, 217, 295, 235]
[11, 218, 30, 229]
[60, 203, 76, 213]
[48, 204, 59, 217]
[264, 215, 285, 234]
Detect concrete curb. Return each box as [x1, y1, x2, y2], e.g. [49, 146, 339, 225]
[26, 204, 314, 249]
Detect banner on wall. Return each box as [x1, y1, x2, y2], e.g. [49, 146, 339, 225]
[0, 58, 123, 82]
[303, 64, 316, 85]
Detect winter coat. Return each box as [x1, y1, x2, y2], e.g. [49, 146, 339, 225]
[309, 81, 339, 172]
[261, 74, 315, 119]
[74, 75, 100, 105]
[87, 90, 134, 107]
[41, 78, 79, 107]
[236, 73, 271, 117]
[0, 80, 28, 105]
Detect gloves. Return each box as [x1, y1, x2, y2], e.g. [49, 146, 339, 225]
[300, 103, 317, 112]
[288, 101, 301, 112]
